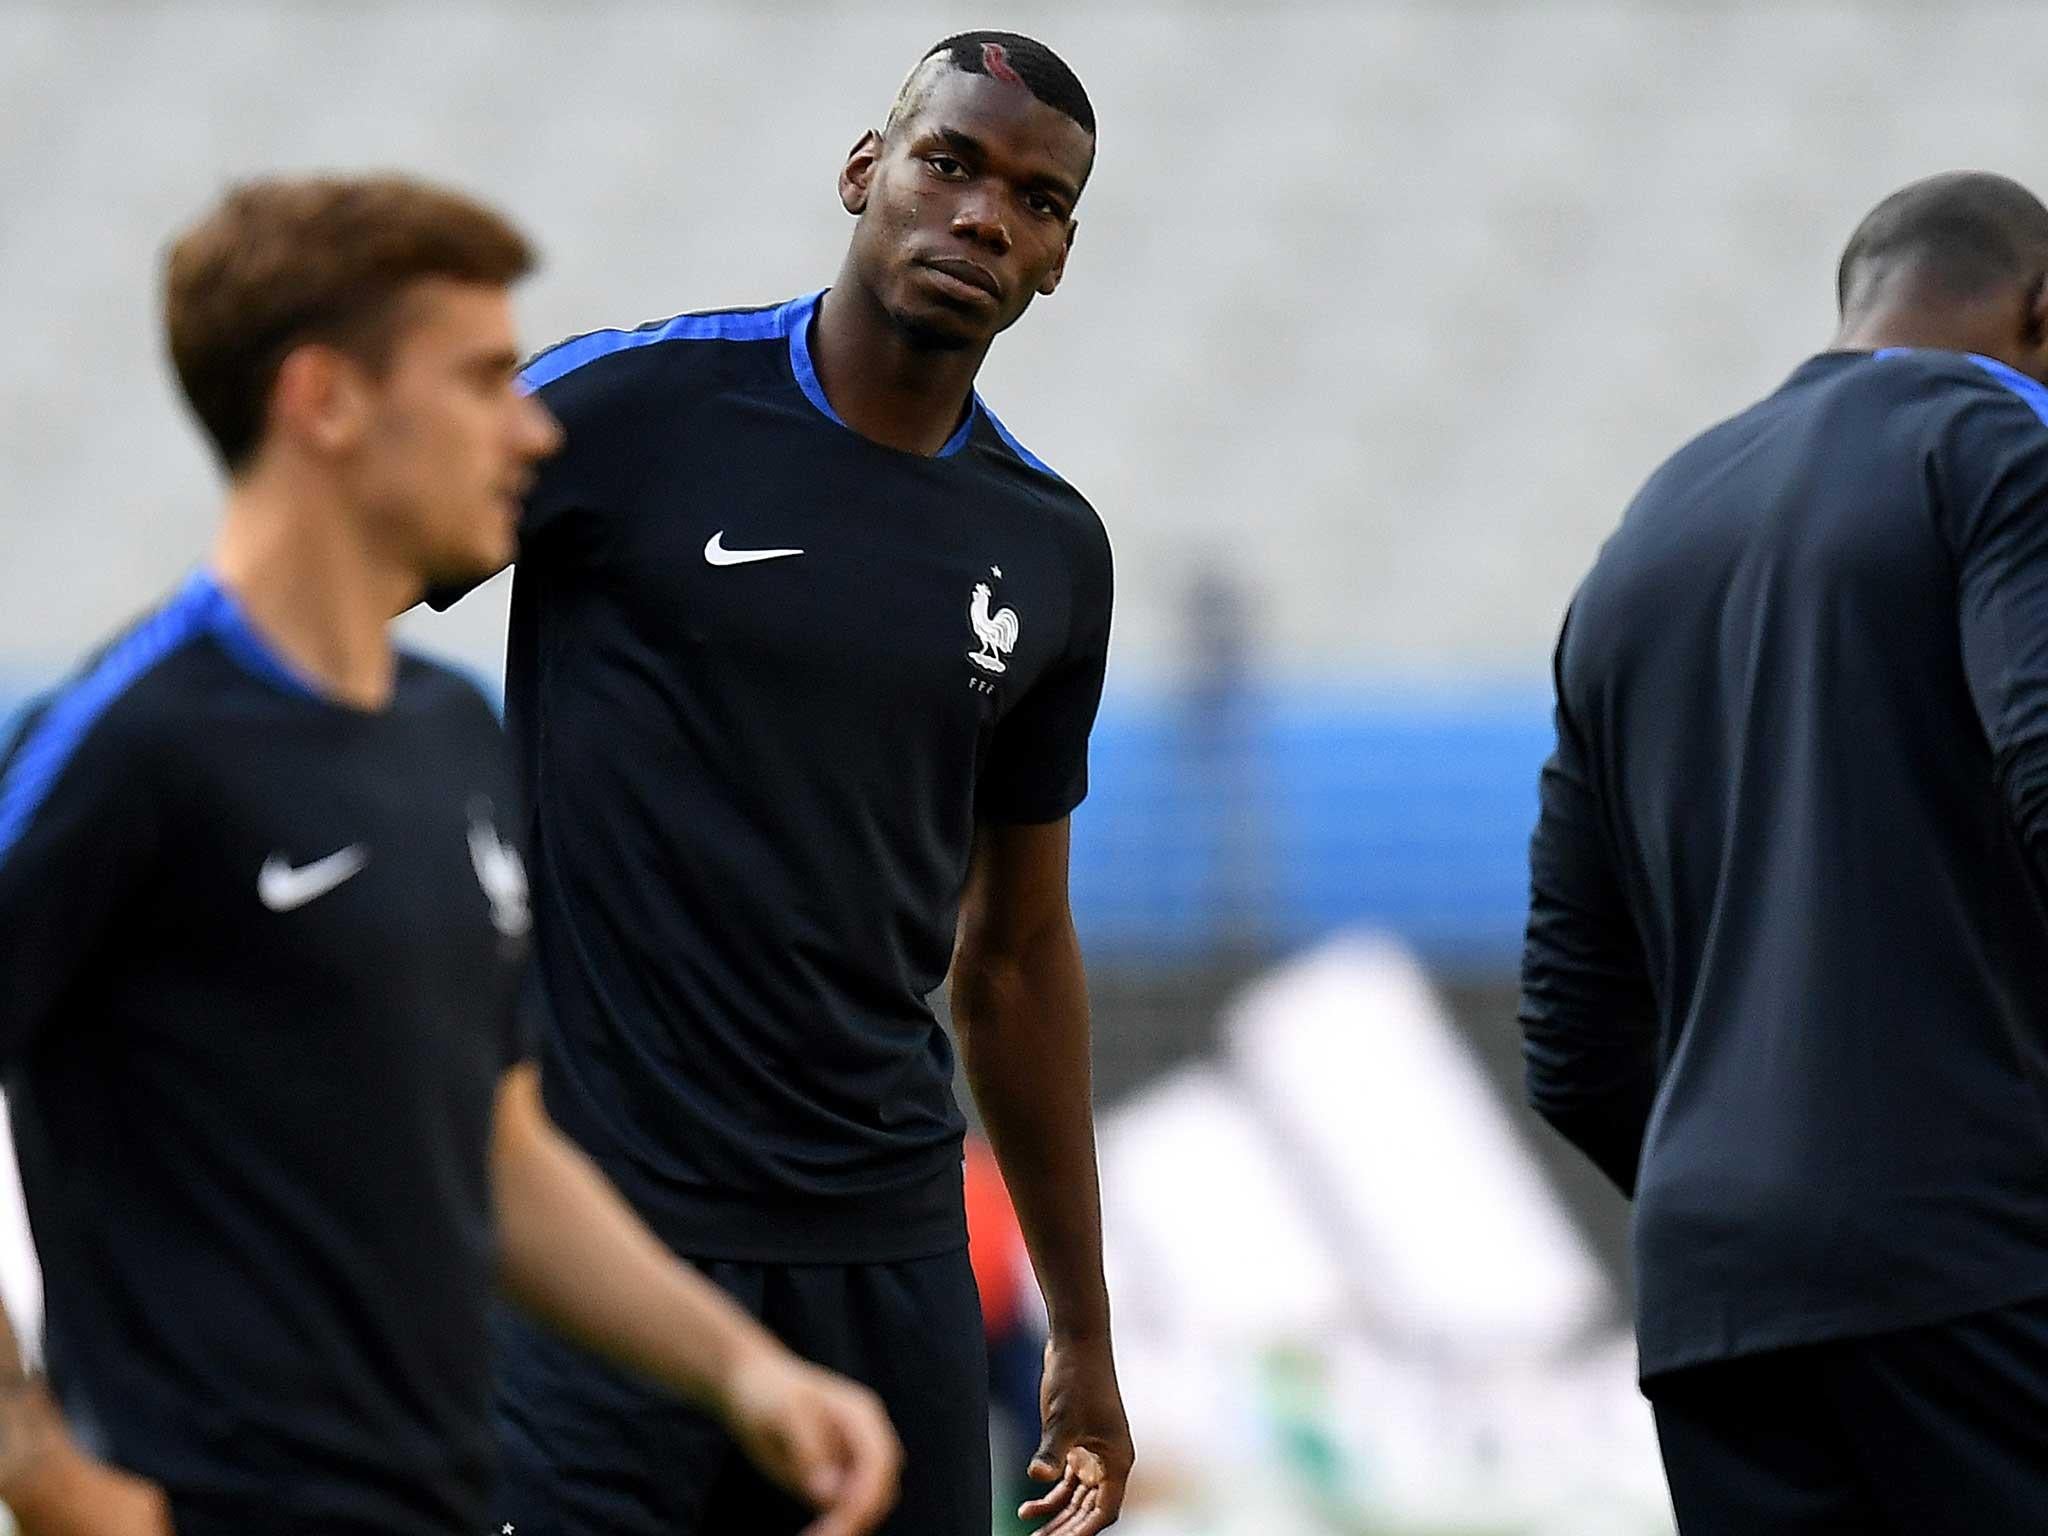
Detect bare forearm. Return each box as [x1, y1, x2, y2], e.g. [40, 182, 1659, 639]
[954, 924, 1112, 1342]
[0, 1310, 168, 1532]
[492, 1072, 775, 1414]
[0, 1305, 51, 1512]
[0, 1297, 63, 1511]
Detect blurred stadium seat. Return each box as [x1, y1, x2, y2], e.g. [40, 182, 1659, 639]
[7, 2, 2047, 683]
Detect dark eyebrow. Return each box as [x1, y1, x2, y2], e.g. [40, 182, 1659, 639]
[932, 127, 987, 163]
[929, 126, 1081, 205]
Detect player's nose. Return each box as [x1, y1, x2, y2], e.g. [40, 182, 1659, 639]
[948, 190, 1011, 255]
[518, 396, 564, 460]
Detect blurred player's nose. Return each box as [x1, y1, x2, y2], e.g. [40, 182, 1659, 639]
[518, 395, 564, 460]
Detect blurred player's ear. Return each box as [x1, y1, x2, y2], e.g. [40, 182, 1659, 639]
[2022, 271, 2048, 350]
[271, 343, 372, 459]
[839, 130, 882, 216]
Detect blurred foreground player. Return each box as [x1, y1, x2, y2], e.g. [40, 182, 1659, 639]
[431, 30, 1131, 1536]
[0, 175, 898, 1536]
[1522, 172, 2048, 1534]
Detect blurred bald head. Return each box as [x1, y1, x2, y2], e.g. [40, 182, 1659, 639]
[1838, 173, 2048, 317]
[1834, 173, 2048, 378]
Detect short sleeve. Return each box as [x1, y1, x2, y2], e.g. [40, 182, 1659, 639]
[447, 677, 544, 1071]
[504, 964, 546, 1069]
[976, 514, 1113, 825]
[0, 693, 158, 1060]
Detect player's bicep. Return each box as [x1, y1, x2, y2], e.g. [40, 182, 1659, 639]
[1520, 732, 1652, 1041]
[1948, 405, 2048, 858]
[1518, 645, 1656, 1074]
[960, 817, 1073, 957]
[1519, 699, 1659, 1193]
[0, 703, 156, 1056]
[491, 1060, 547, 1164]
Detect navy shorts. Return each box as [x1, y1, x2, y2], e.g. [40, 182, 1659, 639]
[1650, 1292, 2048, 1535]
[492, 1248, 992, 1536]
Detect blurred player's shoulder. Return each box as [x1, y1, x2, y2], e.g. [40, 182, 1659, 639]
[1869, 342, 2046, 392]
[1616, 351, 1957, 538]
[4, 590, 501, 798]
[0, 575, 239, 824]
[1859, 345, 2048, 439]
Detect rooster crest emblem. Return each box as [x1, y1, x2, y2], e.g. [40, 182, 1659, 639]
[466, 799, 531, 940]
[968, 580, 1020, 674]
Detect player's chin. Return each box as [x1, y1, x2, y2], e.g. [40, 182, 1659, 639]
[476, 496, 521, 565]
[424, 522, 514, 587]
[888, 292, 989, 353]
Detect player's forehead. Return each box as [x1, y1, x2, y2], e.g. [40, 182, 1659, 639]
[890, 66, 1094, 191]
[386, 277, 518, 362]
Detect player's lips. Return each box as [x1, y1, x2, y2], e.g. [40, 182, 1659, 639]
[918, 257, 1003, 303]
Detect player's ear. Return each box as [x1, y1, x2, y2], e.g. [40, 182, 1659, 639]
[2024, 271, 2048, 349]
[840, 130, 883, 217]
[271, 342, 372, 458]
[1038, 220, 1077, 298]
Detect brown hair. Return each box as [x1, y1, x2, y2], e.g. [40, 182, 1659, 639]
[164, 174, 535, 471]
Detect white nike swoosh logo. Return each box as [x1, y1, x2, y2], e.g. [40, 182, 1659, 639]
[704, 532, 804, 567]
[258, 845, 369, 913]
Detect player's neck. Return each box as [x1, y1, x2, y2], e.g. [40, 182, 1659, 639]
[808, 281, 989, 456]
[1832, 294, 2022, 366]
[211, 474, 409, 712]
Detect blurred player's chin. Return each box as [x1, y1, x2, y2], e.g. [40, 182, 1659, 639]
[422, 537, 510, 590]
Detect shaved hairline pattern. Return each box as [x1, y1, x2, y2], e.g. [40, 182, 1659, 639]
[883, 30, 1096, 141]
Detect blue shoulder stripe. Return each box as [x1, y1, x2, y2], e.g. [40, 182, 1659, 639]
[1965, 353, 2048, 427]
[1875, 346, 2048, 428]
[977, 399, 1065, 481]
[520, 294, 812, 393]
[0, 575, 216, 870]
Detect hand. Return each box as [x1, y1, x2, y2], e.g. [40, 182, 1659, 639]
[719, 1346, 902, 1536]
[1019, 1334, 1133, 1536]
[0, 1385, 173, 1536]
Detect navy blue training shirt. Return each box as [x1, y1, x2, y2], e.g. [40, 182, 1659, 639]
[1522, 349, 2048, 1380]
[0, 574, 534, 1535]
[437, 290, 1112, 1264]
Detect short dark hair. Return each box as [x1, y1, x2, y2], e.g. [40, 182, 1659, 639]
[889, 30, 1095, 140]
[1837, 171, 2048, 316]
[164, 174, 535, 472]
